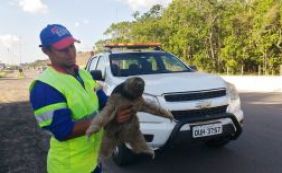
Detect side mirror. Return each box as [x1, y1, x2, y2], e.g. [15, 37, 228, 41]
[189, 65, 197, 71]
[90, 70, 104, 81]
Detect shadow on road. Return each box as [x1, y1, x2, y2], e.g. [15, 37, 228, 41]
[0, 101, 49, 173]
[1, 93, 281, 173]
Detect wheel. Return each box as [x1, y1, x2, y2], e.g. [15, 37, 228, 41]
[205, 137, 231, 148]
[112, 144, 135, 166]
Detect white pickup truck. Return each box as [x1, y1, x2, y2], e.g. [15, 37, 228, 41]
[86, 43, 243, 166]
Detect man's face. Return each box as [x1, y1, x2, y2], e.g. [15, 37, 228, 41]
[45, 44, 77, 68]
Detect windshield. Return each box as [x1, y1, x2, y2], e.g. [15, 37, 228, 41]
[109, 52, 192, 77]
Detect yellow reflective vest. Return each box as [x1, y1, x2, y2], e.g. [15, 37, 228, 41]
[30, 67, 103, 173]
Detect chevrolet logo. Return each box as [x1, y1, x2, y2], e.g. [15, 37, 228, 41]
[195, 101, 212, 109]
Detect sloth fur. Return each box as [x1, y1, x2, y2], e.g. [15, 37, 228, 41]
[86, 77, 174, 159]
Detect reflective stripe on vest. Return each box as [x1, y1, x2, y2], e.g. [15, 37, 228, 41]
[30, 67, 102, 173]
[34, 102, 67, 127]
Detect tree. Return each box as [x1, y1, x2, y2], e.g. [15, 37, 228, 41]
[95, 0, 282, 74]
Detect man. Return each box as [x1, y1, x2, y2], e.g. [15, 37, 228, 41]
[29, 24, 133, 173]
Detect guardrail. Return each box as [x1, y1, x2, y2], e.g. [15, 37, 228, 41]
[221, 76, 282, 93]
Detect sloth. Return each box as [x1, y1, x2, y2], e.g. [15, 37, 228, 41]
[86, 77, 174, 159]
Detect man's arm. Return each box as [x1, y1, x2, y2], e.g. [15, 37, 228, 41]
[30, 82, 95, 141]
[66, 88, 109, 139]
[69, 104, 134, 139]
[30, 82, 134, 141]
[30, 81, 74, 141]
[66, 119, 91, 139]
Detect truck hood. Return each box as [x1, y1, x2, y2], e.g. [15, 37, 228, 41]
[109, 72, 226, 96]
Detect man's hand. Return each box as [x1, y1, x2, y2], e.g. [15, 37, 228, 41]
[116, 105, 135, 123]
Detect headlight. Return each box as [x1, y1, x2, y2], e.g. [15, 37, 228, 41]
[143, 93, 160, 106]
[225, 82, 243, 122]
[225, 81, 239, 101]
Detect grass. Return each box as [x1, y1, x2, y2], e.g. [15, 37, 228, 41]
[0, 71, 6, 78]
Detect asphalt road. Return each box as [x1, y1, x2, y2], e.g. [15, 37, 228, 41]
[1, 76, 281, 173]
[105, 93, 282, 173]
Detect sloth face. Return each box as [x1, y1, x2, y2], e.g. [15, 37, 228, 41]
[123, 77, 145, 99]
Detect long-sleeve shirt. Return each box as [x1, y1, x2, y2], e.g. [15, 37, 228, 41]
[30, 69, 108, 141]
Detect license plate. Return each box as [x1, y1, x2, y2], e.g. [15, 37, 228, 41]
[192, 123, 223, 138]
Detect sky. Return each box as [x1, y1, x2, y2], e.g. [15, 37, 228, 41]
[0, 0, 172, 65]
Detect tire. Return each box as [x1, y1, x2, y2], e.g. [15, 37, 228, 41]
[205, 137, 231, 148]
[112, 144, 135, 166]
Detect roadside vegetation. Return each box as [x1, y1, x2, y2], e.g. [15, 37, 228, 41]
[0, 71, 6, 78]
[96, 0, 282, 75]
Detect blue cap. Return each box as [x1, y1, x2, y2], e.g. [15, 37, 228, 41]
[39, 24, 78, 50]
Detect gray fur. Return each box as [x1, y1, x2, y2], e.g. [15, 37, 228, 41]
[86, 77, 174, 159]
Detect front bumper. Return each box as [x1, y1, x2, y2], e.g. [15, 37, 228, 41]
[140, 113, 242, 149]
[165, 113, 242, 147]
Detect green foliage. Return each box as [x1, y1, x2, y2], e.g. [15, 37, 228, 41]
[0, 71, 6, 78]
[96, 0, 282, 75]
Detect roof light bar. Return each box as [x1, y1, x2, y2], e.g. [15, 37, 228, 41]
[104, 42, 161, 49]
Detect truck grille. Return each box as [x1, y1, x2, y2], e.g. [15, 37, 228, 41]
[171, 105, 228, 122]
[164, 89, 226, 102]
